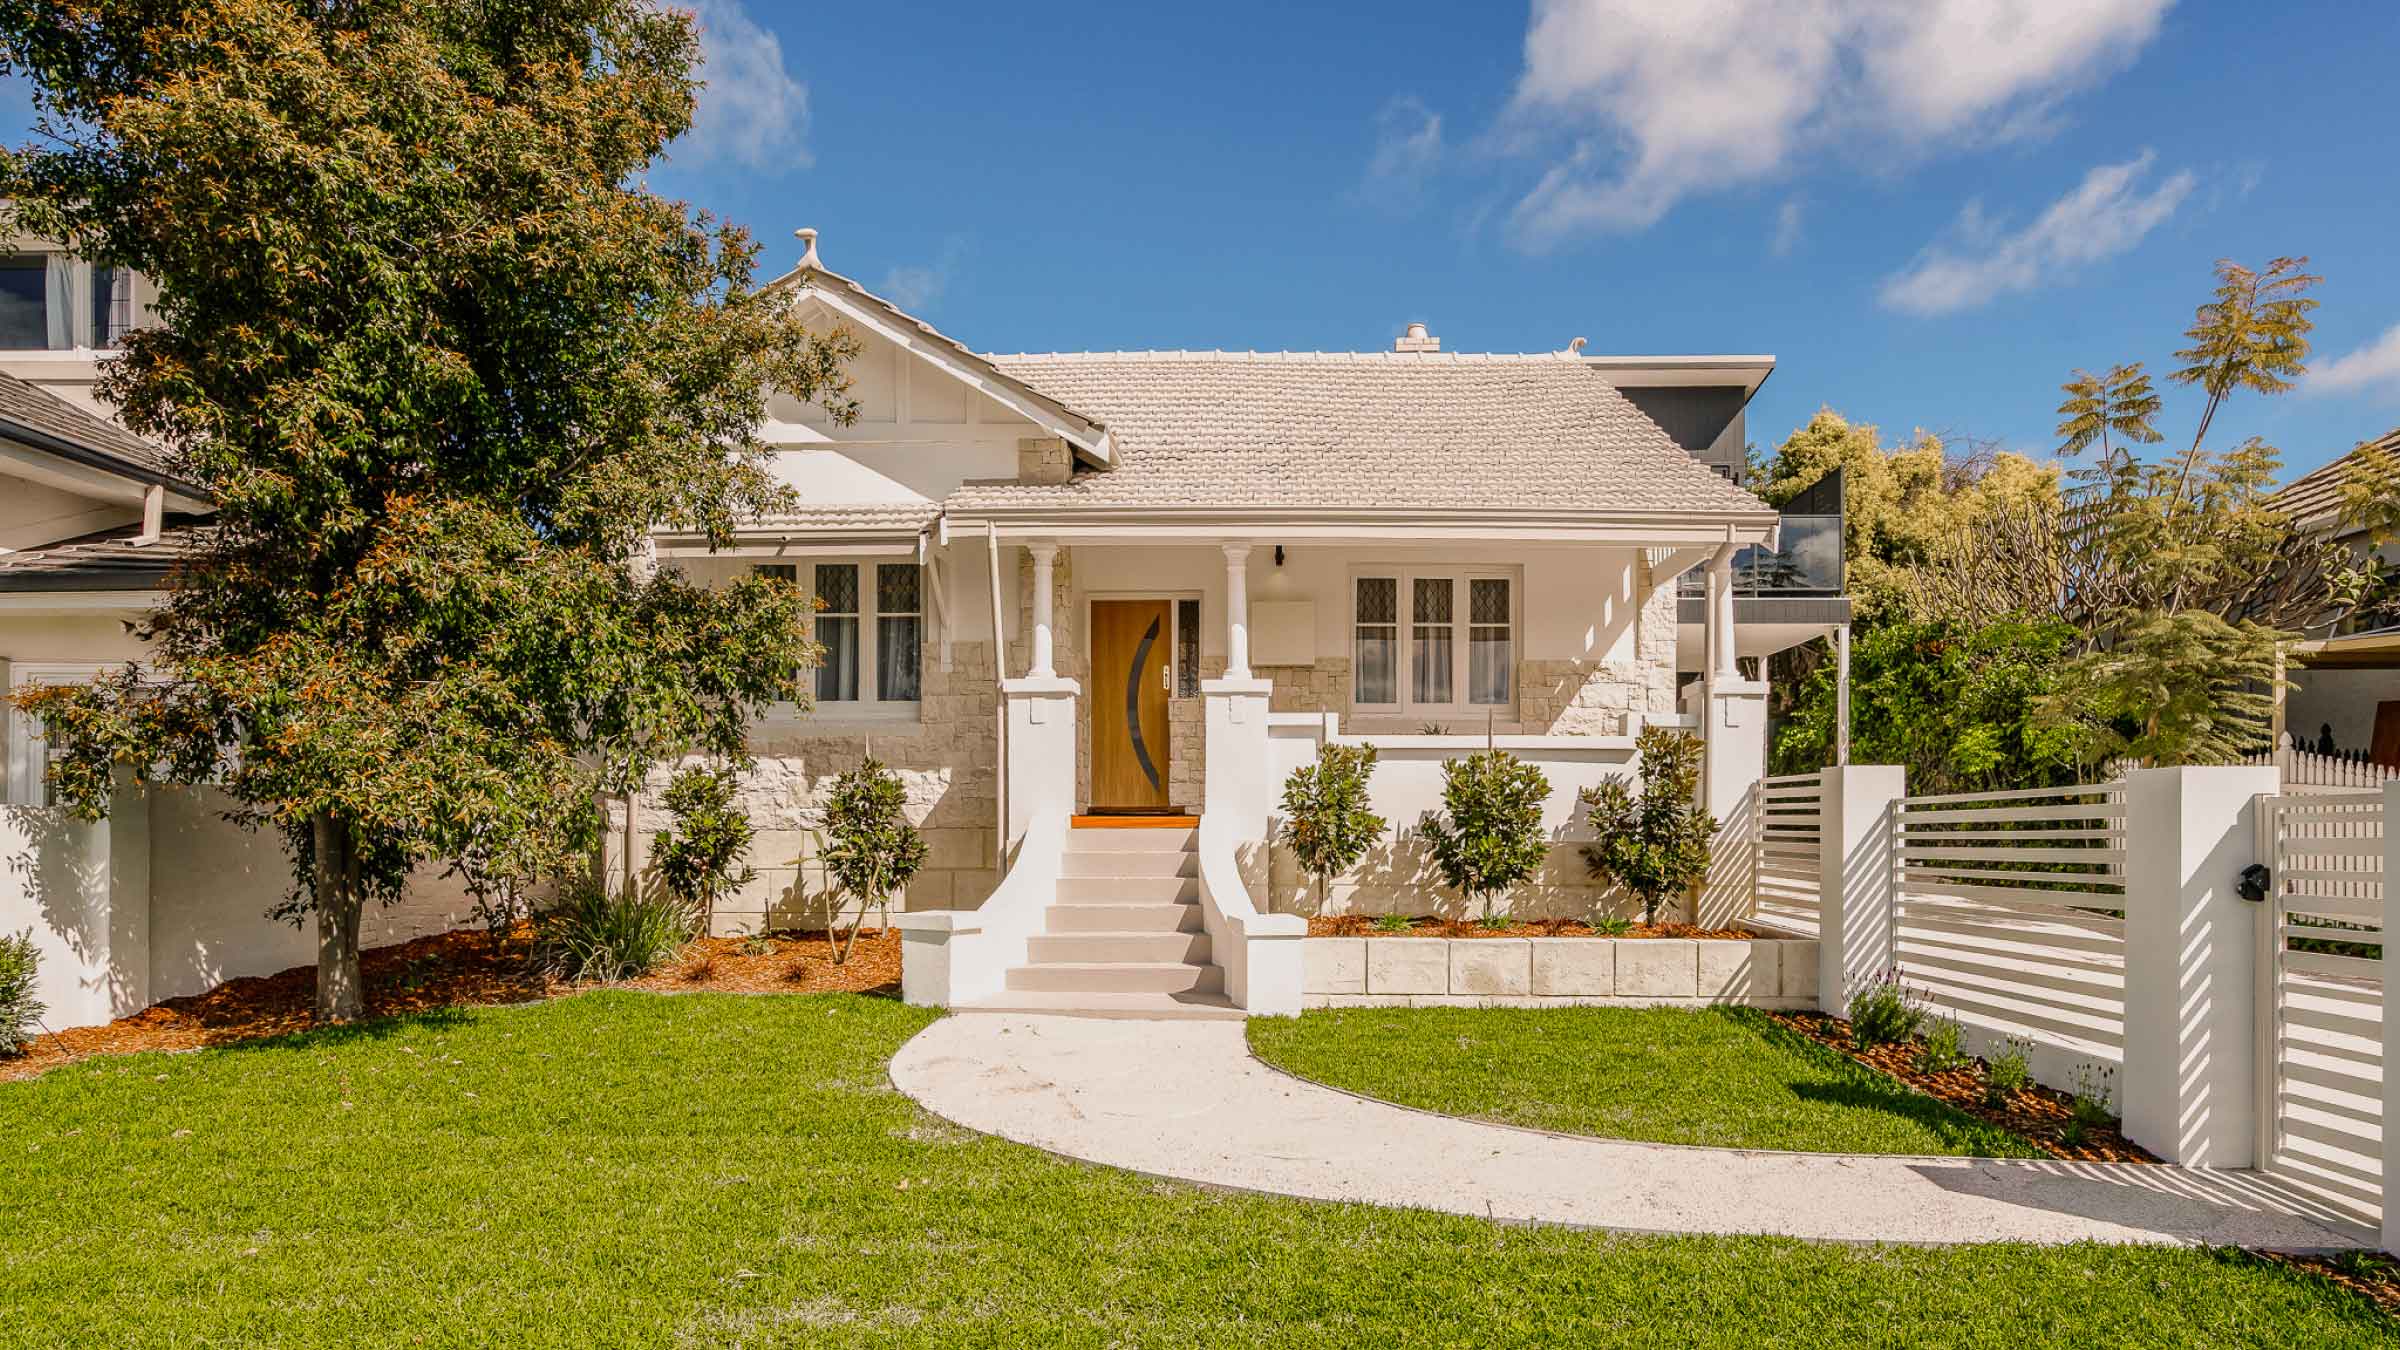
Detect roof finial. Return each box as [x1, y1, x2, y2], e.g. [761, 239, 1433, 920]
[795, 227, 821, 270]
[1567, 336, 1587, 355]
[1394, 322, 1440, 354]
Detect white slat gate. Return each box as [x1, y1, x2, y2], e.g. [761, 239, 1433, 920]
[2257, 792, 2385, 1225]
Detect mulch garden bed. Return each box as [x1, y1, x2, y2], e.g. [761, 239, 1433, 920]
[1766, 1009, 2158, 1165]
[2258, 1251, 2400, 1318]
[1307, 915, 1757, 940]
[2, 925, 901, 1083]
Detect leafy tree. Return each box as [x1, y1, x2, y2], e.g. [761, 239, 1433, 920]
[1579, 727, 1714, 927]
[1278, 742, 1385, 913]
[651, 764, 756, 933]
[816, 756, 926, 964]
[0, 0, 856, 1019]
[1772, 619, 2083, 792]
[1418, 751, 1549, 923]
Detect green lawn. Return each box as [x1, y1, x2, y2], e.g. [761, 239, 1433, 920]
[1247, 1005, 2041, 1157]
[2, 993, 2386, 1347]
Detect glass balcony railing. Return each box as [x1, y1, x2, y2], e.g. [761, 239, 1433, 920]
[1680, 512, 1844, 597]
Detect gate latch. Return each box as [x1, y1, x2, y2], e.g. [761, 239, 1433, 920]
[2236, 863, 2270, 903]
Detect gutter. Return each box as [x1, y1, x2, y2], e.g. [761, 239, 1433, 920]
[0, 414, 211, 503]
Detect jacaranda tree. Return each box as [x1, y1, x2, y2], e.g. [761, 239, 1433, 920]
[0, 0, 856, 1019]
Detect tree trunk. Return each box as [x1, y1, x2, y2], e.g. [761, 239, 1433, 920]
[313, 811, 366, 1023]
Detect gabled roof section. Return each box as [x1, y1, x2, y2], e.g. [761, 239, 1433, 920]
[759, 229, 1112, 466]
[0, 370, 206, 498]
[2271, 427, 2399, 536]
[943, 350, 1774, 520]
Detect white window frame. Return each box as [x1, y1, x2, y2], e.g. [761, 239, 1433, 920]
[1348, 566, 1519, 718]
[756, 558, 923, 722]
[5, 661, 135, 805]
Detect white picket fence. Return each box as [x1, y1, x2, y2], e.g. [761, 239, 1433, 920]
[1751, 772, 1824, 935]
[1891, 782, 2130, 1069]
[2257, 792, 2385, 1223]
[2249, 737, 2400, 794]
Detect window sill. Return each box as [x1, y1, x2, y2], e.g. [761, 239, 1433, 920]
[757, 702, 925, 732]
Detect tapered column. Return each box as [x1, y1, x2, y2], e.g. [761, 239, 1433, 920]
[1222, 542, 1253, 680]
[1027, 542, 1058, 679]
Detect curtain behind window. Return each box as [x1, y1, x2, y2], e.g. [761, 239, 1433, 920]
[42, 254, 72, 349]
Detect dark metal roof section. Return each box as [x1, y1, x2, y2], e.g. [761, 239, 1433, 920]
[0, 514, 209, 591]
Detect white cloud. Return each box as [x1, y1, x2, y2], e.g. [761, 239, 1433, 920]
[1503, 0, 2173, 246]
[877, 237, 970, 314]
[686, 0, 811, 171]
[1877, 152, 2194, 315]
[1359, 96, 1445, 210]
[1770, 198, 1805, 258]
[2311, 324, 2400, 398]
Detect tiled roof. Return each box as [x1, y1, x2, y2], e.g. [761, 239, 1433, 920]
[943, 351, 1771, 516]
[2271, 427, 2400, 535]
[0, 514, 208, 591]
[0, 370, 194, 490]
[749, 501, 939, 532]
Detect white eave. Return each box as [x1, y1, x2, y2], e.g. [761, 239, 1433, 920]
[1581, 354, 1776, 399]
[943, 503, 1780, 548]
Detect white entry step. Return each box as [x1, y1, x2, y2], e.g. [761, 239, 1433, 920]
[983, 819, 1230, 1015]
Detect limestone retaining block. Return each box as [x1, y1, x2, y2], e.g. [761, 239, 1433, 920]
[1776, 941, 1819, 1000]
[1697, 940, 1777, 999]
[1530, 938, 1614, 996]
[1448, 940, 1531, 997]
[1306, 938, 1367, 995]
[1364, 939, 1449, 996]
[1604, 939, 1698, 998]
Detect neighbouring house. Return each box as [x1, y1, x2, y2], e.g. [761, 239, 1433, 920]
[2265, 429, 2400, 771]
[0, 237, 479, 1028]
[0, 226, 1852, 1025]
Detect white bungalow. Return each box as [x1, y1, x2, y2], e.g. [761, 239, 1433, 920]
[642, 229, 1849, 1017]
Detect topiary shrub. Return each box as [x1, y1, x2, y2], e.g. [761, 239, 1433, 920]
[817, 756, 927, 964]
[1579, 726, 1717, 927]
[0, 932, 42, 1057]
[1278, 742, 1385, 913]
[651, 764, 756, 933]
[534, 878, 696, 983]
[1419, 750, 1550, 924]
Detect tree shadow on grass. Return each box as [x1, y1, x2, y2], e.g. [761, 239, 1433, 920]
[211, 1004, 483, 1056]
[1715, 1006, 2036, 1158]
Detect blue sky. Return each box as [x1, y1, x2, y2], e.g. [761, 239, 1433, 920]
[13, 1, 2400, 478]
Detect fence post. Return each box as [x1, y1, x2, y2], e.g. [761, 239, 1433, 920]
[1816, 764, 1906, 1017]
[2384, 780, 2400, 1252]
[2119, 766, 2276, 1167]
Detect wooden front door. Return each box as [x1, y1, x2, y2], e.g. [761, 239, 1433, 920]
[1090, 599, 1173, 811]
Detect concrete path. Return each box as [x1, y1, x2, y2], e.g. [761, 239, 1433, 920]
[888, 1013, 2375, 1250]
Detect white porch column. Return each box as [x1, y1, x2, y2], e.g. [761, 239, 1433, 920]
[1834, 623, 1852, 766]
[2120, 765, 2274, 1167]
[1815, 764, 1906, 1017]
[1222, 542, 1253, 680]
[1708, 542, 1738, 678]
[1027, 542, 1058, 679]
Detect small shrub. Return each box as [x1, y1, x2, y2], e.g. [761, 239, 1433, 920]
[1846, 972, 1925, 1050]
[817, 756, 928, 964]
[1476, 912, 1512, 932]
[1915, 1015, 1966, 1074]
[682, 954, 718, 983]
[1579, 727, 1716, 926]
[1419, 750, 1550, 924]
[652, 764, 757, 932]
[535, 879, 696, 983]
[0, 931, 43, 1057]
[1984, 1039, 2032, 1108]
[1278, 743, 1386, 912]
[1371, 913, 1414, 934]
[739, 935, 777, 957]
[2063, 1064, 2117, 1145]
[1417, 723, 1451, 736]
[1592, 915, 1634, 937]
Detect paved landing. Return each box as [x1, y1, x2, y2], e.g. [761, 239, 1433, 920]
[888, 1013, 2374, 1250]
